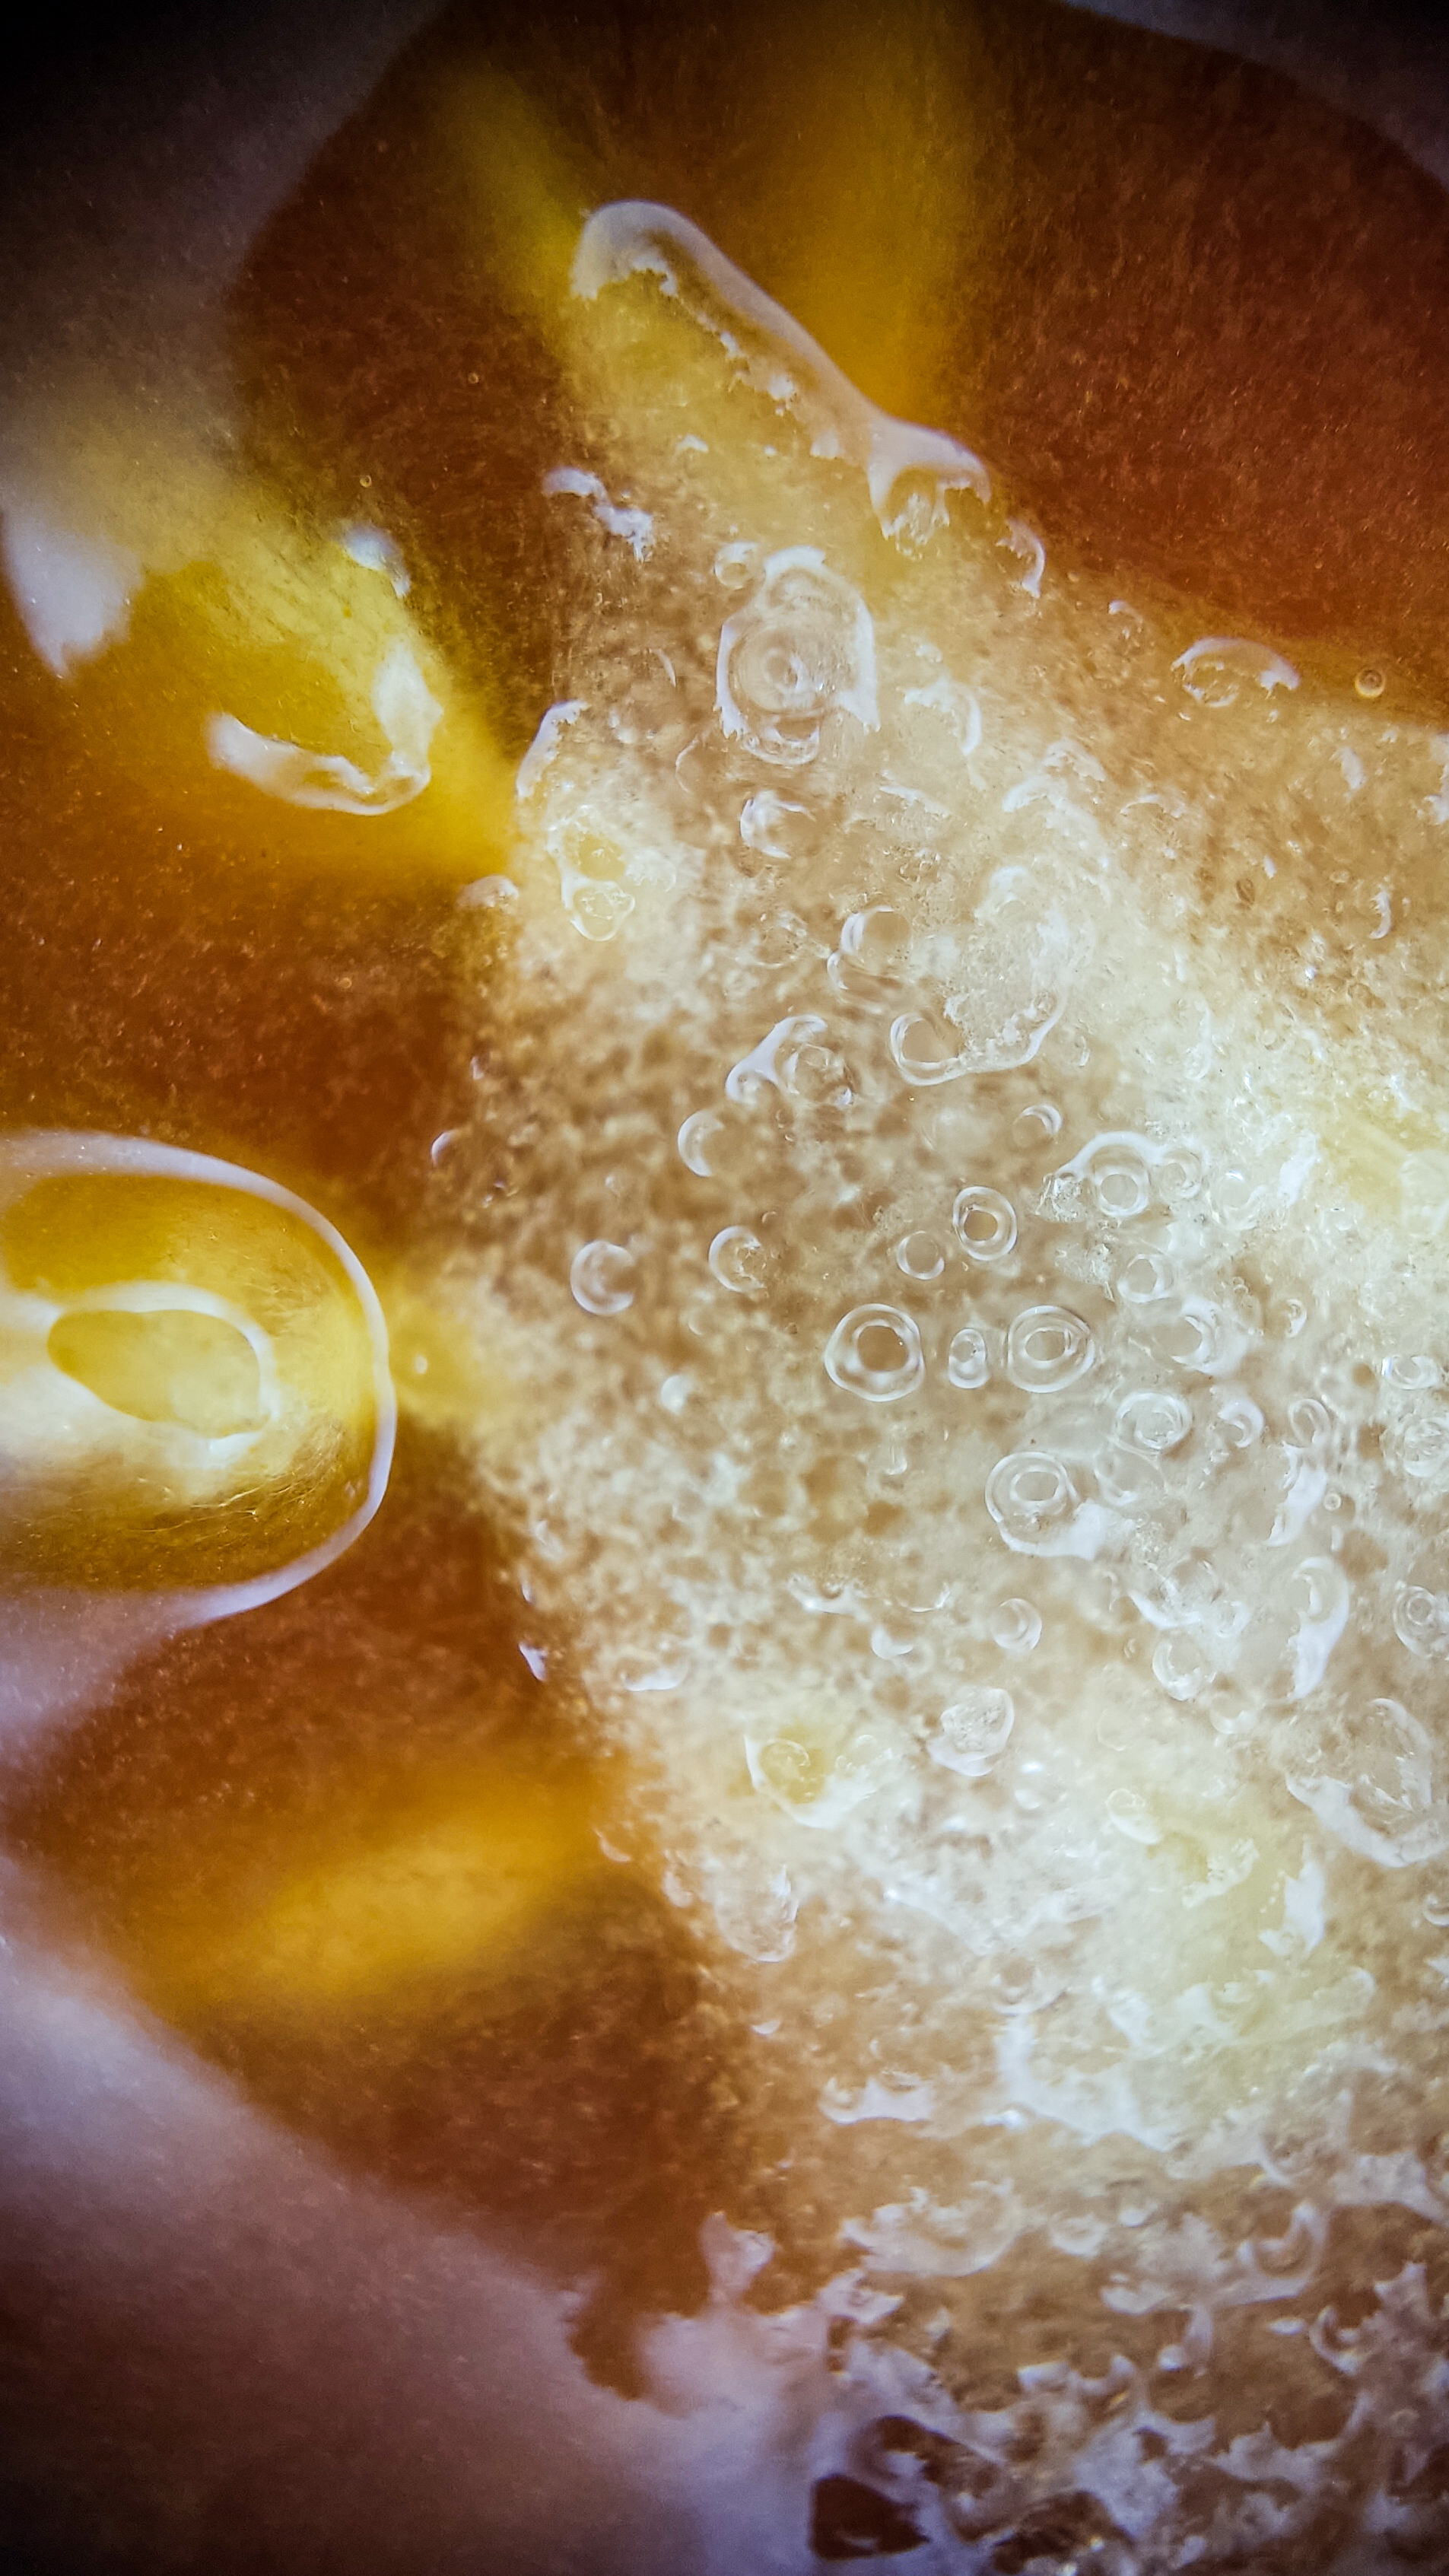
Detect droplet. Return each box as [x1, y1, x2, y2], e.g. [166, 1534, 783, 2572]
[824, 1305, 925, 1403]
[989, 1598, 1041, 1655]
[1116, 1390, 1192, 1455]
[1355, 666, 1386, 701]
[570, 1240, 636, 1315]
[709, 1226, 767, 1295]
[953, 1186, 1018, 1264]
[1005, 1304, 1095, 1394]
[929, 1687, 1015, 1776]
[896, 1230, 945, 1282]
[947, 1326, 990, 1388]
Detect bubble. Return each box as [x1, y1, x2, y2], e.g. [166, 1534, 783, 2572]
[1285, 1698, 1442, 1868]
[717, 546, 878, 768]
[947, 1327, 990, 1389]
[1215, 1393, 1263, 1449]
[709, 1226, 767, 1295]
[890, 1010, 970, 1086]
[999, 518, 1045, 599]
[830, 905, 910, 1003]
[989, 1598, 1041, 1655]
[1152, 1631, 1210, 1703]
[1172, 636, 1301, 708]
[1355, 666, 1387, 700]
[1384, 1355, 1441, 1391]
[1213, 1168, 1264, 1226]
[987, 1952, 1060, 2015]
[727, 1013, 851, 1108]
[1289, 1397, 1332, 1450]
[1116, 1390, 1192, 1455]
[739, 790, 808, 860]
[1155, 1299, 1236, 1375]
[570, 1240, 636, 1315]
[1012, 1101, 1062, 1149]
[1095, 1442, 1164, 1512]
[929, 1686, 1015, 1776]
[1087, 1143, 1152, 1219]
[678, 1109, 725, 1176]
[1156, 1144, 1206, 1201]
[1424, 1891, 1449, 1929]
[1399, 1408, 1449, 1481]
[1116, 1251, 1174, 1305]
[713, 540, 758, 589]
[546, 813, 640, 943]
[1005, 1304, 1095, 1394]
[825, 1304, 925, 1402]
[953, 1186, 1018, 1264]
[896, 1230, 945, 1283]
[901, 673, 982, 758]
[1394, 1585, 1449, 1660]
[1106, 1787, 1162, 1845]
[747, 1726, 891, 1825]
[985, 1452, 1078, 1547]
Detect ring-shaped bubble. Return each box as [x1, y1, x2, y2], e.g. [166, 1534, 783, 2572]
[1005, 1304, 1095, 1394]
[824, 1304, 924, 1402]
[953, 1185, 1018, 1264]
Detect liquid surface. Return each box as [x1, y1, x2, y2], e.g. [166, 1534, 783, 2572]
[8, 6, 1449, 2571]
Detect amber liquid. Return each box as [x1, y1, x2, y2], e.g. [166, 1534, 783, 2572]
[6, 5, 1449, 2566]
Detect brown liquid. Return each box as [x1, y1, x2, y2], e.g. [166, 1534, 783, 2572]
[6, 6, 1449, 2569]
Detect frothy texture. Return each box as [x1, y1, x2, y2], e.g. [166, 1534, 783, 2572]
[387, 199, 1449, 2551]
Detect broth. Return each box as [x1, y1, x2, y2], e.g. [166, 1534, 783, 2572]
[7, 5, 1449, 2568]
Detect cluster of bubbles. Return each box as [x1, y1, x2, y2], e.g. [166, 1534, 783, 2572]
[448, 197, 1449, 2549]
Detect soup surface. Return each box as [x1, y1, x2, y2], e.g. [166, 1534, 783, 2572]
[7, 5, 1449, 2569]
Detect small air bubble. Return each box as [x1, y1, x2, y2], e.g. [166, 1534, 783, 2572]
[1355, 666, 1386, 700]
[896, 1230, 945, 1282]
[1005, 1303, 1095, 1394]
[947, 1326, 990, 1388]
[953, 1186, 1018, 1264]
[1012, 1101, 1062, 1149]
[825, 1304, 925, 1402]
[710, 1226, 767, 1294]
[929, 1687, 1015, 1776]
[989, 1598, 1042, 1655]
[570, 1240, 637, 1315]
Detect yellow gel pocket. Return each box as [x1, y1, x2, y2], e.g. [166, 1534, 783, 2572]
[0, 1131, 393, 1602]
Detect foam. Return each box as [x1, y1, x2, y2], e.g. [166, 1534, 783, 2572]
[410, 196, 1449, 2551]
